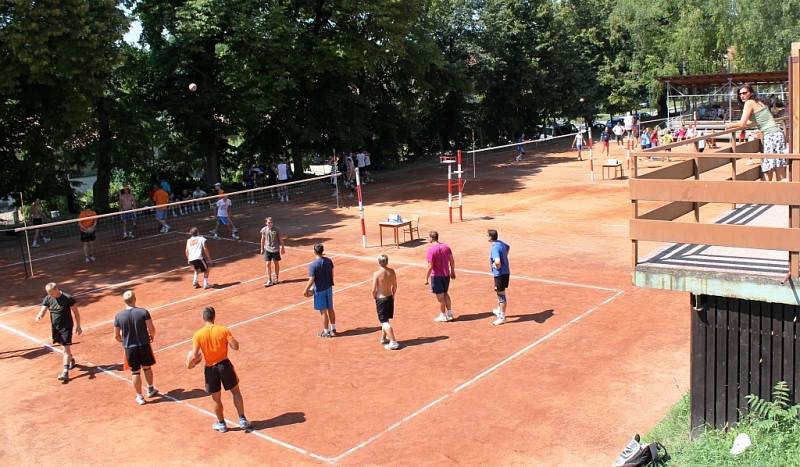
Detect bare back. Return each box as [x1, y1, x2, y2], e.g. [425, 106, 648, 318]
[372, 267, 397, 299]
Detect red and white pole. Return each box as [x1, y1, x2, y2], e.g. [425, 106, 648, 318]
[355, 167, 366, 247]
[447, 162, 453, 224]
[588, 132, 595, 182]
[457, 150, 463, 222]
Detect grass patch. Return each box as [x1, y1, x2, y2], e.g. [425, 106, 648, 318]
[643, 392, 800, 466]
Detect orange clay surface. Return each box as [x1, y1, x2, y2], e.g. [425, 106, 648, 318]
[0, 141, 691, 465]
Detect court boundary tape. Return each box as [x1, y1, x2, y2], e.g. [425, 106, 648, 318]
[154, 265, 414, 354]
[0, 250, 254, 318]
[0, 322, 334, 463]
[329, 289, 625, 463]
[83, 260, 314, 331]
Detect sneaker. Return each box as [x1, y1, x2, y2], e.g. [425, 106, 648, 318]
[43, 237, 51, 243]
[379, 336, 389, 345]
[204, 283, 212, 289]
[90, 256, 96, 262]
[492, 317, 506, 326]
[135, 394, 146, 405]
[193, 282, 200, 289]
[446, 311, 455, 321]
[32, 241, 39, 248]
[212, 421, 228, 433]
[384, 341, 400, 350]
[491, 307, 500, 317]
[163, 225, 171, 233]
[328, 329, 337, 337]
[146, 386, 159, 398]
[232, 234, 240, 240]
[68, 358, 76, 370]
[317, 330, 331, 338]
[239, 417, 252, 429]
[212, 233, 220, 240]
[85, 257, 91, 263]
[128, 232, 135, 239]
[273, 278, 280, 285]
[57, 370, 69, 383]
[159, 226, 166, 233]
[265, 280, 274, 287]
[433, 314, 448, 322]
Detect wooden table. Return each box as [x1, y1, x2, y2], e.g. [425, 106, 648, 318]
[379, 221, 413, 248]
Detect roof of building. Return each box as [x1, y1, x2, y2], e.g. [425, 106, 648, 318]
[656, 71, 787, 86]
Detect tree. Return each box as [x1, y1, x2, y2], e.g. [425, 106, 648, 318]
[0, 0, 127, 204]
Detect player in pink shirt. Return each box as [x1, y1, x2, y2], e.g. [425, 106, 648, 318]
[424, 231, 456, 322]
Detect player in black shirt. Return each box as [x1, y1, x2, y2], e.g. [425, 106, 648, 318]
[36, 282, 82, 383]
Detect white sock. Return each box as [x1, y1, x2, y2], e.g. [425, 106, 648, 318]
[203, 278, 209, 287]
[329, 324, 336, 331]
[193, 272, 198, 284]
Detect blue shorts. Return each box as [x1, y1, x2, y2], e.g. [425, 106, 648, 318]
[313, 287, 333, 311]
[430, 276, 450, 294]
[121, 212, 136, 222]
[217, 216, 230, 225]
[155, 210, 166, 220]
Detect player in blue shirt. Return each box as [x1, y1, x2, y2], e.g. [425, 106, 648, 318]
[488, 229, 510, 325]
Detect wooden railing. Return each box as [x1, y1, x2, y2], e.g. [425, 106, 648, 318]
[629, 125, 800, 278]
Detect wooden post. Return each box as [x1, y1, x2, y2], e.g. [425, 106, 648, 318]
[693, 157, 700, 222]
[631, 153, 639, 272]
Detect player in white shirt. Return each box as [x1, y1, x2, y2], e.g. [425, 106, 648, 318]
[277, 161, 290, 202]
[210, 183, 239, 240]
[185, 227, 213, 289]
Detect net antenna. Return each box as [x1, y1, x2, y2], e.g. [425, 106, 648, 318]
[440, 151, 464, 223]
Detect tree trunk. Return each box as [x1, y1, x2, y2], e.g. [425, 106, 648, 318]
[93, 98, 112, 213]
[657, 91, 668, 119]
[200, 127, 219, 185]
[291, 143, 304, 180]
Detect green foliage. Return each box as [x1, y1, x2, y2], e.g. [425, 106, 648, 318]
[745, 381, 800, 432]
[644, 387, 800, 466]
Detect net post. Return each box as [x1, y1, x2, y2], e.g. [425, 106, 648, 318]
[457, 149, 463, 222]
[447, 162, 453, 224]
[355, 167, 367, 248]
[588, 133, 595, 182]
[332, 149, 340, 209]
[18, 192, 34, 277]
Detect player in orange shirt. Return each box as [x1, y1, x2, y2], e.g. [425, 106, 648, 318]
[78, 206, 97, 263]
[186, 306, 250, 432]
[151, 183, 171, 233]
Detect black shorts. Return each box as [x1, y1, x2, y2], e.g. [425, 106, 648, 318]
[204, 359, 238, 394]
[375, 296, 395, 323]
[430, 276, 450, 294]
[494, 274, 510, 292]
[124, 344, 156, 372]
[32, 218, 43, 226]
[80, 231, 96, 242]
[190, 259, 208, 273]
[615, 135, 623, 142]
[263, 251, 281, 262]
[51, 325, 73, 346]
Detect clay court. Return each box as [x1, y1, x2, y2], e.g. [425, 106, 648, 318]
[0, 141, 691, 465]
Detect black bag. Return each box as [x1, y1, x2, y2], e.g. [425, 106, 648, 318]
[613, 434, 667, 467]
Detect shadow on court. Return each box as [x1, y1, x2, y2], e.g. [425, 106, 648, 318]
[454, 311, 494, 322]
[511, 309, 554, 324]
[401, 335, 448, 347]
[207, 281, 241, 289]
[64, 363, 124, 382]
[0, 346, 51, 360]
[162, 388, 208, 401]
[334, 326, 381, 337]
[248, 411, 306, 431]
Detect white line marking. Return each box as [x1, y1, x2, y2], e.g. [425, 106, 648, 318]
[154, 267, 411, 354]
[85, 261, 313, 331]
[0, 250, 75, 269]
[0, 322, 333, 463]
[318, 251, 622, 293]
[0, 250, 253, 318]
[330, 288, 625, 463]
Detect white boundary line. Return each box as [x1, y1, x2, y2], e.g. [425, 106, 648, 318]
[154, 266, 412, 354]
[84, 261, 313, 331]
[0, 250, 254, 318]
[0, 322, 334, 464]
[329, 289, 625, 463]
